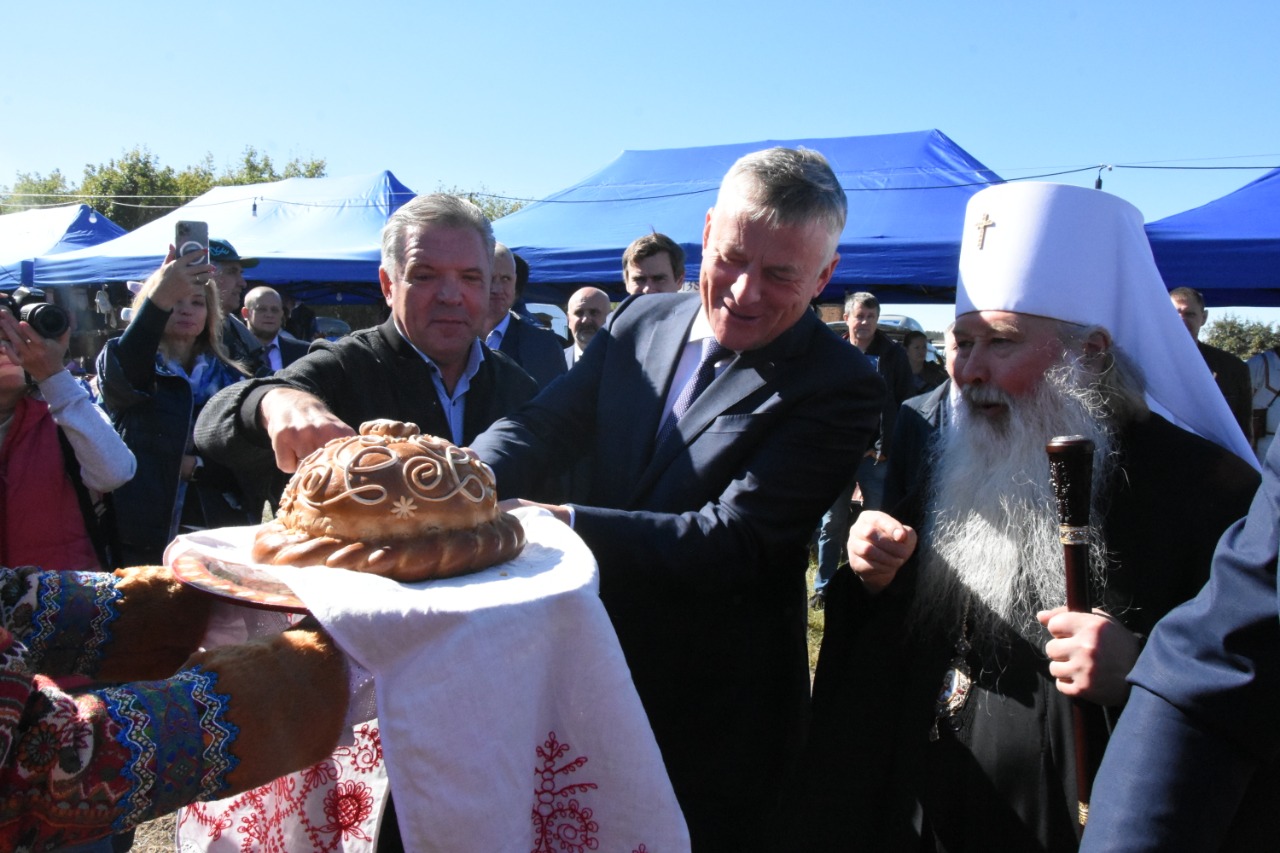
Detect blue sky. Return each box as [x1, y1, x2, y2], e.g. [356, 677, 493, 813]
[4, 0, 1277, 330]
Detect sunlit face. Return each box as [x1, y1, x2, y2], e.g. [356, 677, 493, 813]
[567, 290, 610, 349]
[846, 304, 879, 351]
[486, 249, 518, 330]
[380, 224, 489, 375]
[699, 180, 838, 353]
[164, 282, 211, 345]
[624, 254, 681, 295]
[244, 290, 284, 339]
[1170, 295, 1205, 339]
[951, 311, 1066, 418]
[212, 262, 246, 313]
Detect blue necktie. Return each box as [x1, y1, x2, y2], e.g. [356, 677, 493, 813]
[656, 338, 730, 445]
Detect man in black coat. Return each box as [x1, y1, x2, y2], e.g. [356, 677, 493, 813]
[798, 182, 1261, 851]
[1170, 286, 1252, 440]
[196, 195, 538, 477]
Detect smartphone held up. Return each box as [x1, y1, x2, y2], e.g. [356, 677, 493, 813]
[175, 220, 209, 263]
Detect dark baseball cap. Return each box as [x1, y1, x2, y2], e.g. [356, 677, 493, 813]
[209, 238, 259, 269]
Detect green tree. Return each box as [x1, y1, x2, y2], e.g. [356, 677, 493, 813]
[280, 158, 327, 179]
[218, 146, 326, 186]
[79, 146, 182, 230]
[1, 169, 75, 211]
[175, 154, 217, 200]
[2, 146, 329, 227]
[436, 183, 525, 221]
[1204, 313, 1280, 359]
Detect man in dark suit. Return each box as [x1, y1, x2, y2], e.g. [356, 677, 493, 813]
[470, 147, 884, 851]
[1170, 286, 1252, 439]
[235, 285, 314, 513]
[242, 286, 311, 372]
[1083, 437, 1279, 852]
[563, 286, 610, 368]
[483, 243, 566, 389]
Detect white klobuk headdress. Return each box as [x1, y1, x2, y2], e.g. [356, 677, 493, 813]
[956, 181, 1257, 469]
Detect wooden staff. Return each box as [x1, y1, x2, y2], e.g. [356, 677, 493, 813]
[1045, 435, 1097, 833]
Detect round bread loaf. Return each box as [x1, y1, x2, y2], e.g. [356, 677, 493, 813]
[252, 420, 524, 580]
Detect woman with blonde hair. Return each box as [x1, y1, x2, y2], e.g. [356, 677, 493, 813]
[96, 245, 254, 565]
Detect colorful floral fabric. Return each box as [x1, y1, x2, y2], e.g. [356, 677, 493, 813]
[0, 568, 239, 853]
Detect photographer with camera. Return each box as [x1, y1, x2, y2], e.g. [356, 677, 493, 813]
[0, 288, 136, 571]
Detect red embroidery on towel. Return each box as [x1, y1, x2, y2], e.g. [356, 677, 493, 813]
[531, 731, 600, 852]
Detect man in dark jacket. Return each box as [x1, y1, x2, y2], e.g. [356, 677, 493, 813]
[811, 290, 913, 606]
[196, 194, 538, 476]
[1170, 286, 1252, 440]
[483, 243, 566, 389]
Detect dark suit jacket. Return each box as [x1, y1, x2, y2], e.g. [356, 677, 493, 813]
[497, 313, 567, 389]
[1199, 339, 1253, 440]
[471, 294, 883, 849]
[275, 335, 311, 369]
[883, 379, 952, 511]
[1083, 437, 1279, 853]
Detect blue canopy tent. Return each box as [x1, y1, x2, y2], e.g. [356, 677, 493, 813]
[32, 171, 416, 304]
[494, 130, 1003, 305]
[0, 204, 126, 290]
[1145, 168, 1280, 307]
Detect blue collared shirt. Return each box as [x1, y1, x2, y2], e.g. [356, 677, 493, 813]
[393, 320, 485, 445]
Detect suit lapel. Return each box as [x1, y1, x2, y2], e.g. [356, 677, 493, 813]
[628, 308, 812, 503]
[605, 298, 699, 491]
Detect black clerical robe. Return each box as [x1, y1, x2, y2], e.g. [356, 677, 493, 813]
[796, 413, 1259, 851]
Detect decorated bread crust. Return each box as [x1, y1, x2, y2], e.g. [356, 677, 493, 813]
[252, 420, 523, 581]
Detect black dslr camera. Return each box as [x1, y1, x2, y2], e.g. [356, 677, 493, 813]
[0, 286, 71, 339]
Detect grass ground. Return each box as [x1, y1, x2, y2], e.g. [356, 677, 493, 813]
[131, 815, 174, 852]
[806, 561, 825, 677]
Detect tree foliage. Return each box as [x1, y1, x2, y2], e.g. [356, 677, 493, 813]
[0, 146, 327, 230]
[436, 183, 525, 222]
[6, 169, 74, 209]
[1204, 312, 1280, 359]
[80, 147, 181, 230]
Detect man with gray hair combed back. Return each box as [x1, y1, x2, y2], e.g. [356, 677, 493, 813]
[471, 147, 883, 850]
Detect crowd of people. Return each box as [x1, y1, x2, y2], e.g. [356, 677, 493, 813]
[1, 146, 1276, 852]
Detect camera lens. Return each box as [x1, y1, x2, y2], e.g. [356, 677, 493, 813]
[19, 302, 71, 339]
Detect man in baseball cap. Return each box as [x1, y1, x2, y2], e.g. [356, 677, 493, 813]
[209, 239, 265, 372]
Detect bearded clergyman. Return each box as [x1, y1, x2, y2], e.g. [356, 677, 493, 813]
[794, 182, 1261, 852]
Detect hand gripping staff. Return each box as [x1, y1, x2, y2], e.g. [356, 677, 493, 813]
[1045, 435, 1103, 834]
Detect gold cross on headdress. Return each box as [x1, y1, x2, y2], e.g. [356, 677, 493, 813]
[974, 213, 995, 249]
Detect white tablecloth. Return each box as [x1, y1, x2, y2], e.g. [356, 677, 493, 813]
[172, 509, 689, 852]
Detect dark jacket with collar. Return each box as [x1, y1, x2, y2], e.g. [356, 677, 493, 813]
[195, 317, 538, 474]
[98, 299, 252, 565]
[496, 312, 568, 390]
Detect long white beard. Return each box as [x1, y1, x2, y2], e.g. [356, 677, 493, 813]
[909, 363, 1115, 647]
